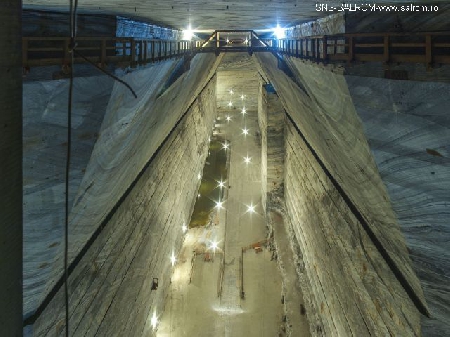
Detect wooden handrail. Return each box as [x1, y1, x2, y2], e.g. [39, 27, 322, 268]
[272, 31, 450, 68]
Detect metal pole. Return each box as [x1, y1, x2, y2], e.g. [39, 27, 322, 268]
[0, 0, 23, 334]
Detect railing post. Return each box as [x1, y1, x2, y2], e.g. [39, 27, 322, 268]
[158, 41, 162, 60]
[143, 40, 148, 64]
[305, 38, 309, 57]
[130, 39, 136, 67]
[425, 34, 432, 71]
[348, 36, 354, 63]
[322, 35, 328, 62]
[151, 41, 155, 61]
[63, 37, 70, 66]
[101, 39, 106, 67]
[316, 37, 320, 61]
[300, 39, 303, 57]
[22, 38, 28, 71]
[383, 35, 390, 65]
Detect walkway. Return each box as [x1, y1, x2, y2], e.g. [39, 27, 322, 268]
[157, 92, 283, 337]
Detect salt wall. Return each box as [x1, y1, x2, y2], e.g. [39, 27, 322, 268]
[256, 52, 426, 336]
[258, 83, 285, 212]
[346, 76, 450, 336]
[25, 53, 221, 334]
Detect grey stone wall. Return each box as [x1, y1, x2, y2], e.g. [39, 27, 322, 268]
[116, 16, 180, 40]
[23, 75, 115, 318]
[346, 75, 450, 336]
[284, 118, 421, 336]
[285, 13, 345, 38]
[32, 74, 217, 336]
[256, 52, 426, 335]
[258, 82, 268, 211]
[22, 10, 116, 37]
[258, 83, 285, 212]
[23, 53, 222, 327]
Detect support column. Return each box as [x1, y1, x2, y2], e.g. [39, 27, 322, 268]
[0, 0, 23, 335]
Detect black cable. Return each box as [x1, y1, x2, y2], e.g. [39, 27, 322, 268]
[64, 0, 79, 335]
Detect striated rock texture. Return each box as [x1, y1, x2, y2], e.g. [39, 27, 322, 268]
[286, 13, 345, 38]
[23, 53, 221, 322]
[32, 69, 218, 336]
[23, 75, 115, 317]
[255, 52, 426, 335]
[346, 76, 450, 336]
[258, 83, 285, 212]
[284, 118, 422, 336]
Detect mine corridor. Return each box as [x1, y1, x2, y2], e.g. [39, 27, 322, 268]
[1, 1, 450, 336]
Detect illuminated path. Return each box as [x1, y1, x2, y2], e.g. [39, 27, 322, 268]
[156, 100, 284, 337]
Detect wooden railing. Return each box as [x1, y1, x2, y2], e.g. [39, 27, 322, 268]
[269, 32, 450, 68]
[22, 32, 450, 72]
[22, 36, 203, 70]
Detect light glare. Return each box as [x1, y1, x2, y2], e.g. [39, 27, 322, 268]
[226, 115, 231, 122]
[151, 311, 158, 330]
[215, 201, 223, 209]
[182, 224, 188, 233]
[222, 141, 229, 150]
[182, 26, 194, 41]
[242, 128, 249, 135]
[241, 107, 247, 115]
[274, 25, 286, 39]
[171, 252, 176, 266]
[210, 241, 218, 252]
[247, 204, 256, 213]
[228, 101, 233, 107]
[244, 156, 251, 164]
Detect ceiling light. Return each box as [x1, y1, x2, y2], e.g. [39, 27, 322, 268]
[228, 101, 233, 107]
[226, 115, 231, 122]
[244, 156, 251, 164]
[198, 173, 201, 180]
[215, 201, 223, 209]
[242, 128, 249, 135]
[182, 26, 194, 41]
[273, 25, 286, 39]
[182, 223, 188, 233]
[171, 252, 176, 266]
[222, 141, 229, 150]
[218, 180, 225, 188]
[241, 107, 246, 115]
[240, 94, 245, 100]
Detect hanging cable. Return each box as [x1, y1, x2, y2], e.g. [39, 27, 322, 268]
[64, 0, 80, 335]
[64, 2, 139, 335]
